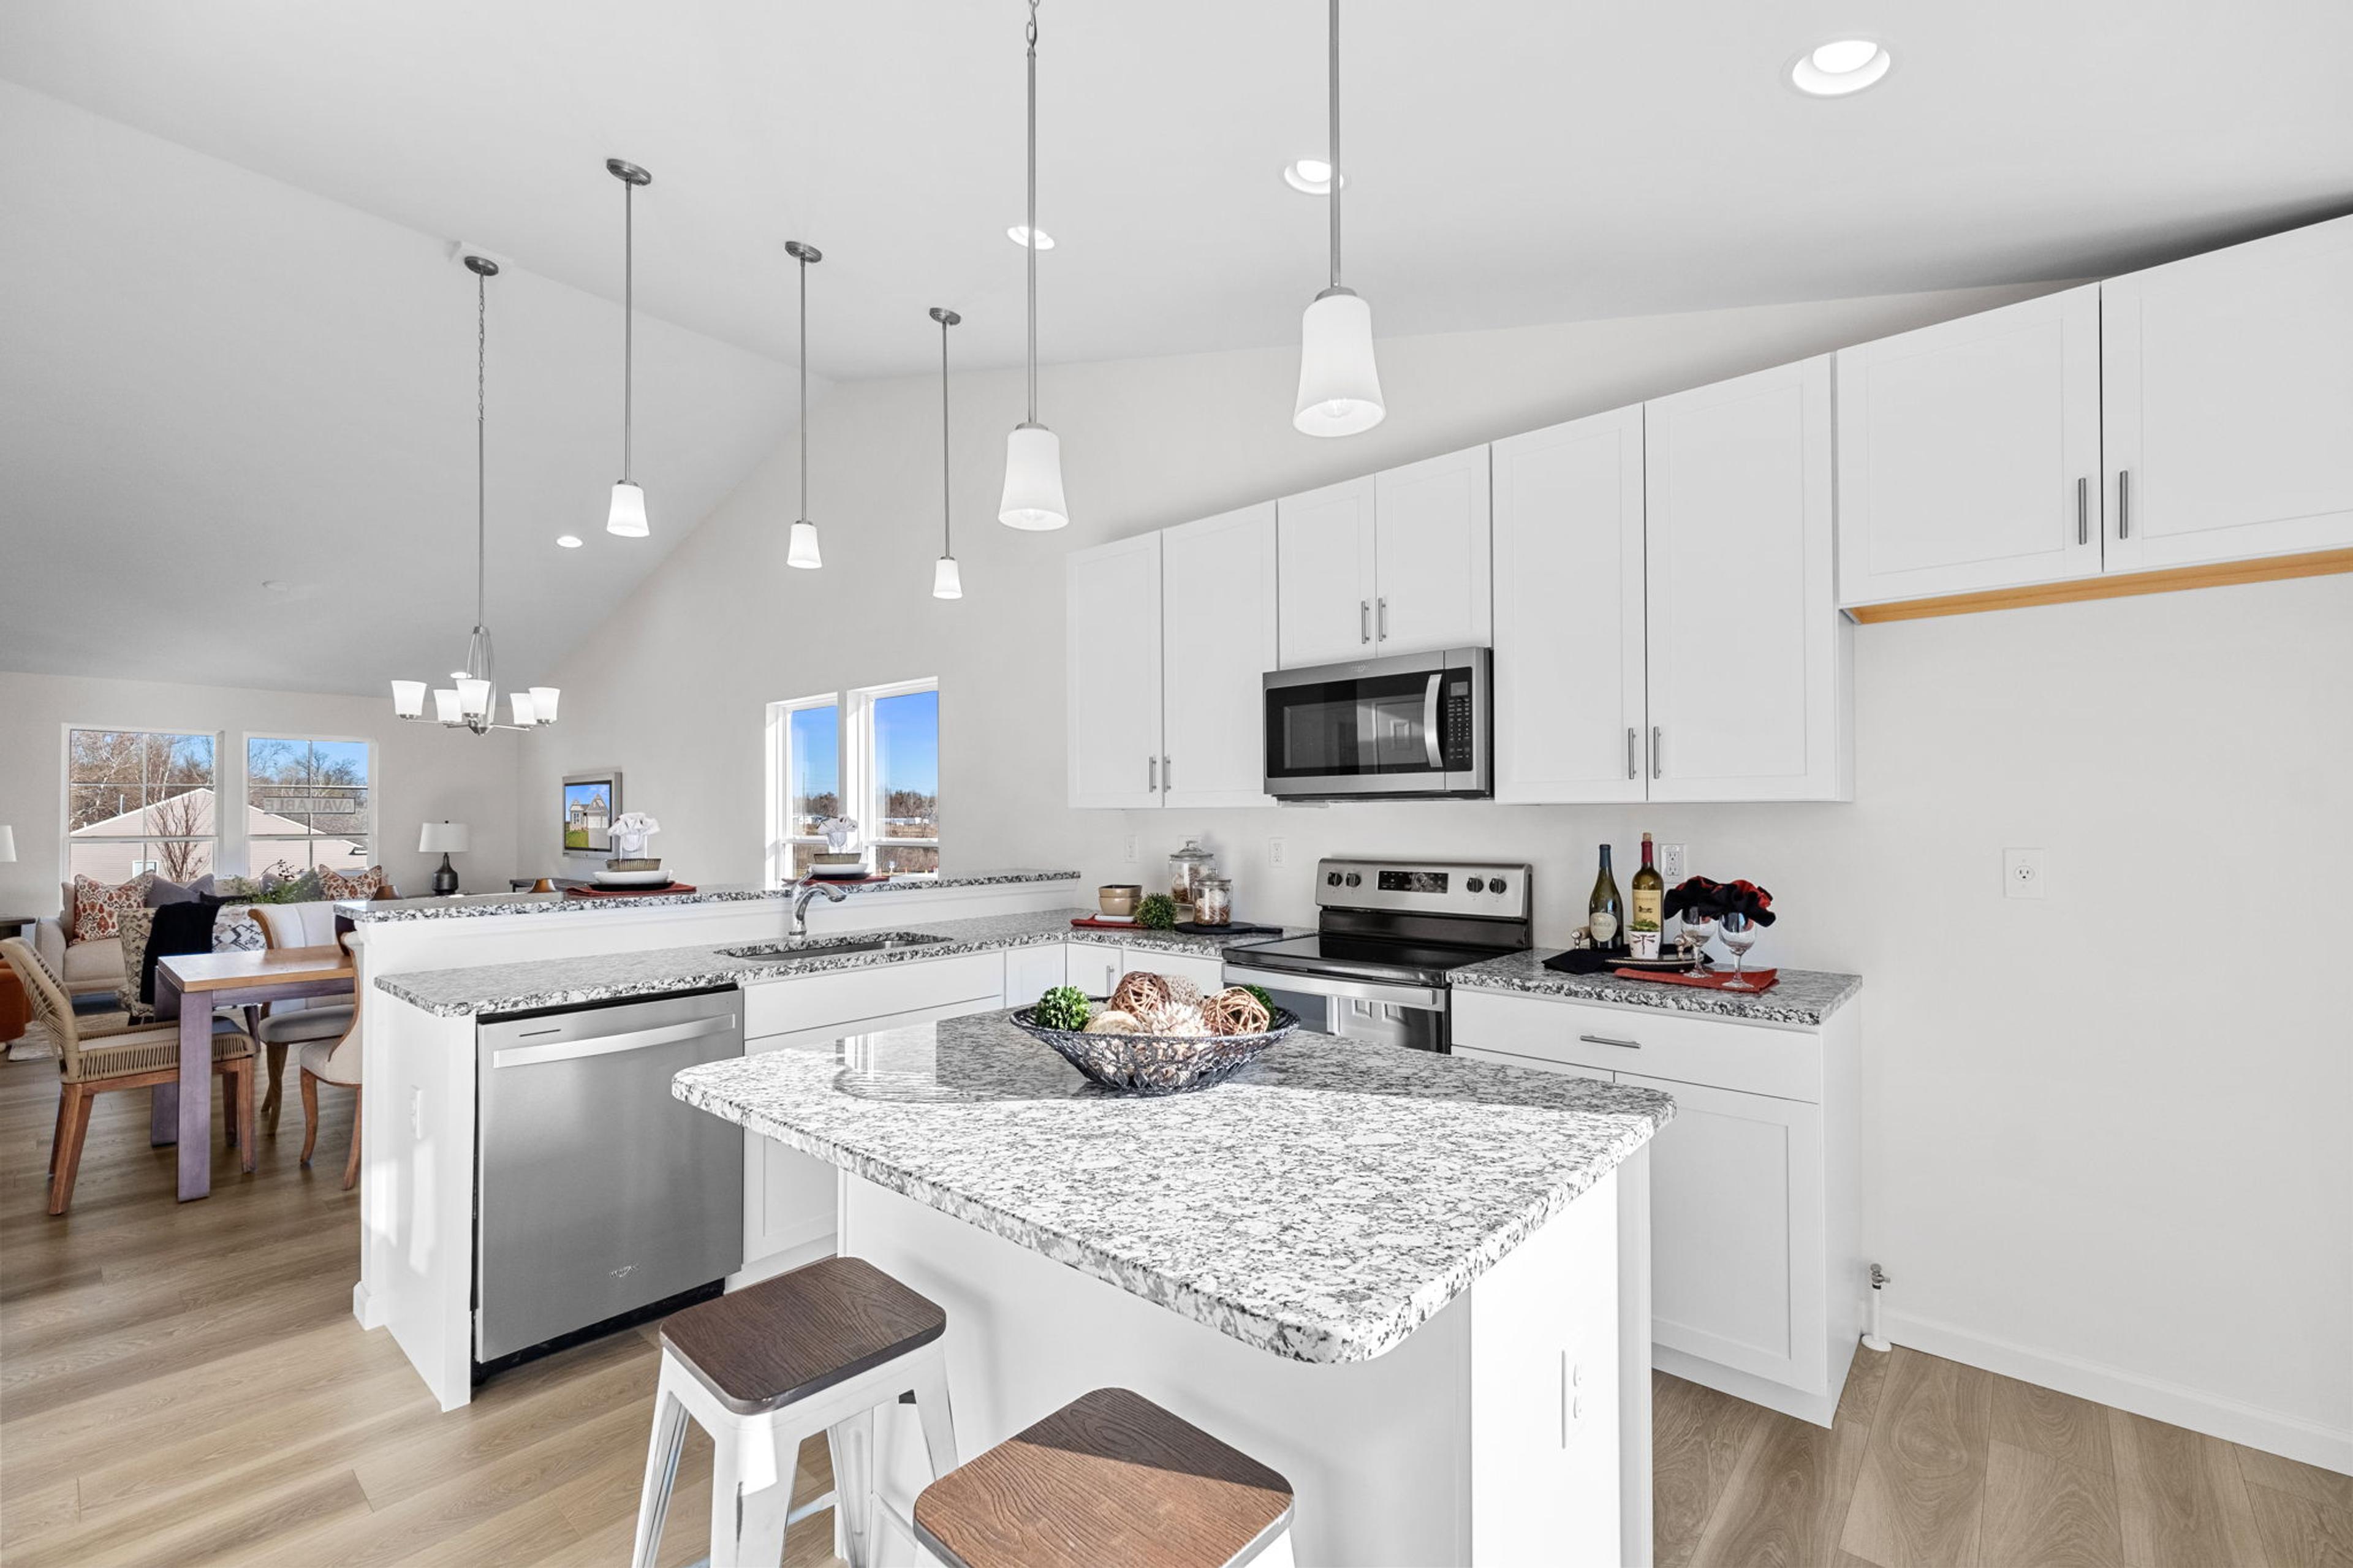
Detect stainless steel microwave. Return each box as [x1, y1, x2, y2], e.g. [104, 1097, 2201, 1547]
[1263, 648, 1491, 800]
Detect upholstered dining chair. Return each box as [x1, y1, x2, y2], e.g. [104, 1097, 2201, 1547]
[246, 902, 358, 1130]
[1, 936, 256, 1215]
[298, 933, 365, 1189]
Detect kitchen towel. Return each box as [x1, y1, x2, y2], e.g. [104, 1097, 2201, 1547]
[563, 882, 698, 900]
[1613, 965, 1778, 993]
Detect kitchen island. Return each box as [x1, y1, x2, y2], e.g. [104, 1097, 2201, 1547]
[676, 1010, 1674, 1567]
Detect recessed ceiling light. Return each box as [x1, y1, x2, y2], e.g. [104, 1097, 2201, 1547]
[556, 534, 583, 549]
[260, 580, 289, 593]
[1006, 224, 1056, 251]
[1790, 38, 1892, 96]
[1281, 158, 1346, 195]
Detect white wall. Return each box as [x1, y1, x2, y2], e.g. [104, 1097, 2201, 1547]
[517, 283, 2352, 1466]
[1, 670, 524, 911]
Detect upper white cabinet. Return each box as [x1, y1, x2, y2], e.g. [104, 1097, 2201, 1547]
[2102, 213, 2353, 572]
[1066, 532, 1164, 809]
[1491, 407, 1648, 803]
[1159, 503, 1278, 808]
[1276, 449, 1491, 667]
[1645, 357, 1851, 803]
[1836, 286, 2105, 605]
[1275, 475, 1378, 666]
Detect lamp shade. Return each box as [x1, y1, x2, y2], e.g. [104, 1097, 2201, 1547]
[997, 424, 1069, 530]
[507, 692, 537, 726]
[432, 689, 461, 723]
[0, 825, 15, 863]
[457, 678, 493, 718]
[787, 520, 823, 569]
[419, 822, 471, 854]
[390, 680, 426, 719]
[1293, 289, 1386, 437]
[528, 686, 560, 724]
[607, 479, 650, 538]
[931, 556, 963, 600]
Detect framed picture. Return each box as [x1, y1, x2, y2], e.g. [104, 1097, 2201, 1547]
[561, 770, 622, 858]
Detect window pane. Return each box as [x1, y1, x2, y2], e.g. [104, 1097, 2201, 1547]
[872, 690, 938, 843]
[788, 705, 841, 836]
[873, 843, 938, 876]
[248, 737, 370, 842]
[69, 785, 216, 846]
[69, 839, 213, 884]
[788, 842, 821, 879]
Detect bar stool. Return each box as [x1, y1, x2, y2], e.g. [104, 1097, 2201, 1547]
[913, 1387, 1295, 1568]
[629, 1256, 957, 1568]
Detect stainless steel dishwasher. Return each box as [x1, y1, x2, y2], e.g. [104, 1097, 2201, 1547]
[474, 986, 745, 1369]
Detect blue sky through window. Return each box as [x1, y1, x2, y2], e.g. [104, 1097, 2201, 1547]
[873, 690, 938, 796]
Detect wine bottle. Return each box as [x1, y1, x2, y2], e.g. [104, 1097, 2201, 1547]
[1629, 832, 1665, 960]
[1588, 844, 1624, 955]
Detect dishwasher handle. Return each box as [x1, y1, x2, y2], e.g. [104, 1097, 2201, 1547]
[489, 1012, 738, 1070]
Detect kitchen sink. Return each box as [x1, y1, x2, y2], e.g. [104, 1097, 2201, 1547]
[718, 933, 950, 961]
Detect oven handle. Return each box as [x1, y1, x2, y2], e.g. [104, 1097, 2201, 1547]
[1222, 963, 1446, 1013]
[1423, 672, 1443, 770]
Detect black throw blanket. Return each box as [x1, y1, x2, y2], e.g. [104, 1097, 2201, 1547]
[141, 896, 222, 1006]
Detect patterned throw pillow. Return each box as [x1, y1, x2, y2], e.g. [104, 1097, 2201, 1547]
[317, 865, 387, 901]
[113, 905, 264, 1021]
[73, 874, 152, 944]
[213, 909, 265, 952]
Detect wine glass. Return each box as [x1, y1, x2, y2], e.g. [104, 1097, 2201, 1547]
[1718, 912, 1761, 989]
[1678, 907, 1718, 970]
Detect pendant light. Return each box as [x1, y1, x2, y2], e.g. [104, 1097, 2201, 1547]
[997, 0, 1068, 529]
[786, 240, 824, 569]
[930, 307, 964, 598]
[605, 157, 653, 536]
[1292, 0, 1385, 437]
[392, 256, 557, 735]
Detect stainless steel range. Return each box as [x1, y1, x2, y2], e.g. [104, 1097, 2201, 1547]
[1222, 857, 1531, 1054]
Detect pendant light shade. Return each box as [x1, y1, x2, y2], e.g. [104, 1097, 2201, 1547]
[606, 158, 653, 534]
[1294, 289, 1385, 436]
[390, 680, 426, 719]
[786, 240, 824, 569]
[931, 556, 964, 599]
[998, 0, 1069, 530]
[1295, 0, 1384, 438]
[606, 479, 648, 537]
[787, 520, 823, 569]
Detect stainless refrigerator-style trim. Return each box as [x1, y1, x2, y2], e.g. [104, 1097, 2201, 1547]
[474, 988, 745, 1365]
[1263, 646, 1491, 800]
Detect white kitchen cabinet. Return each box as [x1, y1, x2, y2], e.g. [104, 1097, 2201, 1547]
[1063, 942, 1226, 1001]
[1491, 407, 1648, 803]
[1373, 446, 1492, 655]
[1275, 475, 1379, 666]
[1003, 942, 1066, 1010]
[1160, 503, 1278, 808]
[1645, 357, 1851, 803]
[1836, 286, 2105, 605]
[1455, 1043, 1616, 1088]
[1065, 533, 1164, 809]
[2102, 213, 2353, 572]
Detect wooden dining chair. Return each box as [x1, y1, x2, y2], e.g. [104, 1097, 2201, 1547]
[1, 937, 256, 1215]
[246, 902, 358, 1129]
[298, 933, 365, 1190]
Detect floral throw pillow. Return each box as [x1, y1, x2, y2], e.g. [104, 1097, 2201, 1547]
[317, 865, 387, 901]
[73, 874, 151, 945]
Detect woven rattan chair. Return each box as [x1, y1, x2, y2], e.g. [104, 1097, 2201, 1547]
[1, 937, 256, 1215]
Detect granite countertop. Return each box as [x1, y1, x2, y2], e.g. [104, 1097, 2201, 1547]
[373, 908, 1306, 1018]
[1450, 950, 1862, 1026]
[673, 1010, 1673, 1363]
[337, 869, 1080, 924]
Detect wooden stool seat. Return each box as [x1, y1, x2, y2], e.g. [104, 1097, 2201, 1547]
[660, 1255, 946, 1415]
[914, 1388, 1295, 1568]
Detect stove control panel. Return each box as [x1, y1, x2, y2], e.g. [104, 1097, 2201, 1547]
[1313, 858, 1531, 920]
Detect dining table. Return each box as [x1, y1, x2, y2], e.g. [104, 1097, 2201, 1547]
[154, 944, 355, 1200]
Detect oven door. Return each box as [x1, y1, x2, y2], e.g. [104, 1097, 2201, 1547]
[1262, 647, 1490, 799]
[1221, 961, 1451, 1053]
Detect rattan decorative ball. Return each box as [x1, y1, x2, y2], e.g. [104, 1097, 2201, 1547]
[1202, 987, 1272, 1037]
[1083, 1008, 1144, 1035]
[1109, 971, 1173, 1018]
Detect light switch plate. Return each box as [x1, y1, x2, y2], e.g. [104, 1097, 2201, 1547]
[1268, 836, 1288, 868]
[2003, 847, 2046, 900]
[1121, 835, 1139, 863]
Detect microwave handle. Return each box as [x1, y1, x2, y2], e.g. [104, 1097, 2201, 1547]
[1423, 672, 1444, 770]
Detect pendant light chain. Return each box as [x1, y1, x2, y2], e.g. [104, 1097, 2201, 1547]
[1025, 0, 1040, 424]
[799, 248, 809, 520]
[1328, 0, 1342, 292]
[941, 312, 953, 554]
[476, 267, 488, 630]
[623, 179, 635, 480]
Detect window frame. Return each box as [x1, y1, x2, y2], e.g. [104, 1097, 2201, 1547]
[241, 732, 377, 879]
[764, 678, 939, 887]
[849, 678, 939, 877]
[765, 692, 843, 888]
[59, 722, 224, 887]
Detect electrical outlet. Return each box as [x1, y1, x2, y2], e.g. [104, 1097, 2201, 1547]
[1657, 841, 1688, 882]
[1121, 835, 1139, 863]
[1268, 836, 1288, 868]
[2003, 847, 2046, 900]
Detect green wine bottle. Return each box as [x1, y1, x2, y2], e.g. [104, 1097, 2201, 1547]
[1588, 844, 1624, 955]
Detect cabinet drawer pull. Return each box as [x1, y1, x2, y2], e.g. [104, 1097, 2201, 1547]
[2117, 469, 2131, 539]
[1377, 597, 1389, 640]
[1651, 726, 1662, 781]
[1578, 1033, 1642, 1050]
[1162, 755, 1172, 790]
[1147, 756, 1158, 792]
[2075, 476, 2088, 546]
[1625, 727, 1637, 780]
[1360, 600, 1371, 643]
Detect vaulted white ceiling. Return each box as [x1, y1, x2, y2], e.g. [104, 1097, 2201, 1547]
[3, 0, 2349, 693]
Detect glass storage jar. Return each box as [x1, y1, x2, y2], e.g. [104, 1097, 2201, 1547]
[1168, 838, 1216, 917]
[1194, 876, 1233, 928]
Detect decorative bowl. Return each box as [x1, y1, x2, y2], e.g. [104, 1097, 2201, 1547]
[1097, 884, 1142, 917]
[1008, 1004, 1298, 1096]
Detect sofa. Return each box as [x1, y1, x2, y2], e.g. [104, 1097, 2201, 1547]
[38, 873, 400, 1002]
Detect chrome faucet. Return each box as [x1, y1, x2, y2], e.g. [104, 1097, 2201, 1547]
[788, 874, 849, 943]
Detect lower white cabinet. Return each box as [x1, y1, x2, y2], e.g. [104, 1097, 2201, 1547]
[1064, 941, 1226, 1000]
[1453, 987, 1860, 1426]
[1004, 942, 1066, 1009]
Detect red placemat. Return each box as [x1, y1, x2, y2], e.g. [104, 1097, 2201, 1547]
[1614, 966, 1778, 993]
[564, 882, 699, 899]
[1069, 915, 1143, 930]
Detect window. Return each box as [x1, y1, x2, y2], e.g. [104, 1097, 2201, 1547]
[65, 728, 219, 884]
[246, 737, 373, 877]
[767, 680, 939, 884]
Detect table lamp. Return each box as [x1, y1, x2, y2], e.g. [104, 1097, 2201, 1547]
[420, 821, 469, 896]
[0, 825, 15, 863]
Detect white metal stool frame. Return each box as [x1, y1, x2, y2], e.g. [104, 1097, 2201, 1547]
[629, 1330, 957, 1568]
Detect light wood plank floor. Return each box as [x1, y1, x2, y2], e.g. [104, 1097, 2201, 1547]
[5, 1050, 2346, 1566]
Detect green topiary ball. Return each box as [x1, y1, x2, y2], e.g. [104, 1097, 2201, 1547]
[1034, 984, 1093, 1031]
[1135, 893, 1178, 930]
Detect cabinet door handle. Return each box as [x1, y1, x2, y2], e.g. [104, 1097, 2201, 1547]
[1377, 597, 1389, 640]
[1147, 756, 1158, 792]
[2076, 476, 2089, 546]
[1162, 756, 1172, 790]
[1651, 726, 1663, 781]
[1626, 727, 1638, 780]
[1578, 1033, 1642, 1050]
[1360, 600, 1372, 644]
[2117, 469, 2131, 539]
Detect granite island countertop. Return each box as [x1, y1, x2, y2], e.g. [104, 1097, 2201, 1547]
[338, 868, 1081, 924]
[372, 907, 1306, 1018]
[1450, 950, 1861, 1026]
[673, 1010, 1673, 1363]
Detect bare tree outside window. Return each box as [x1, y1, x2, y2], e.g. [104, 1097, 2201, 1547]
[66, 728, 219, 885]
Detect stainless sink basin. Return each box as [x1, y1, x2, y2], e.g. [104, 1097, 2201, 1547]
[718, 933, 950, 962]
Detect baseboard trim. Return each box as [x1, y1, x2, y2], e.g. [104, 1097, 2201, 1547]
[1883, 1308, 2352, 1476]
